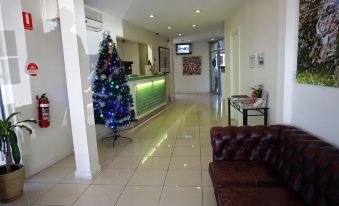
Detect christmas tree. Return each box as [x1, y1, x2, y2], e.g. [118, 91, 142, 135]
[92, 33, 134, 130]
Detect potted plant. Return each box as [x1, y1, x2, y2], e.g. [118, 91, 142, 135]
[251, 84, 264, 100]
[0, 112, 36, 203]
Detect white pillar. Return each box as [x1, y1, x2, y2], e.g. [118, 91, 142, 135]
[58, 0, 101, 179]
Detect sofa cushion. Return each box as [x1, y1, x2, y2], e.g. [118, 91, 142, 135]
[211, 126, 278, 161]
[217, 186, 303, 206]
[209, 161, 280, 189]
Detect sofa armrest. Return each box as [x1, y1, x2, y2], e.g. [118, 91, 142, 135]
[210, 126, 279, 161]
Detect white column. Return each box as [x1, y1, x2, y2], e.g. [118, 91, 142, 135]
[58, 0, 101, 179]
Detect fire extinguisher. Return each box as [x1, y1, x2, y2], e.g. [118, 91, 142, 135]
[37, 93, 50, 128]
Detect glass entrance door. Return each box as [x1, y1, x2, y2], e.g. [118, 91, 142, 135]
[210, 41, 222, 94]
[211, 51, 220, 94]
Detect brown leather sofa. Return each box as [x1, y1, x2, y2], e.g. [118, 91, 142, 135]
[209, 125, 339, 206]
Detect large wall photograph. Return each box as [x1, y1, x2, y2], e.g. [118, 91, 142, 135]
[297, 0, 339, 87]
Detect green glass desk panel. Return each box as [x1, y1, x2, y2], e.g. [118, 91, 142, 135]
[135, 79, 166, 116]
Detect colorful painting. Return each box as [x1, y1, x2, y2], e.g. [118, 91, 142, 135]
[183, 56, 202, 75]
[297, 0, 339, 87]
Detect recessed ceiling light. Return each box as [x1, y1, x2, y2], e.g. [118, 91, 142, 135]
[192, 24, 196, 28]
[149, 14, 155, 18]
[195, 9, 201, 14]
[211, 38, 215, 41]
[168, 26, 172, 30]
[179, 33, 182, 36]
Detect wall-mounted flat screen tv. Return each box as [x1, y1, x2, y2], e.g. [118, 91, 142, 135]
[176, 43, 192, 55]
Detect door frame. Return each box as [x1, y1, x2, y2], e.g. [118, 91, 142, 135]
[230, 27, 241, 96]
[229, 27, 241, 122]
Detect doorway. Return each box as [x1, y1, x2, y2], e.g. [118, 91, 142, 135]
[210, 40, 224, 94]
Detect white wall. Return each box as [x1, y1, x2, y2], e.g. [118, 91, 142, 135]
[116, 39, 140, 74]
[224, 0, 280, 124]
[0, 0, 73, 176]
[224, 0, 339, 147]
[281, 0, 339, 147]
[85, 6, 168, 73]
[173, 42, 210, 93]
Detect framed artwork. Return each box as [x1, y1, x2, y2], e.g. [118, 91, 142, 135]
[257, 53, 264, 68]
[249, 55, 256, 68]
[159, 47, 170, 73]
[297, 0, 339, 87]
[183, 56, 202, 75]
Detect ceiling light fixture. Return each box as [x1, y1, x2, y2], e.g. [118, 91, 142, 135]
[211, 38, 215, 41]
[192, 24, 196, 28]
[168, 26, 172, 30]
[195, 9, 201, 14]
[149, 14, 155, 18]
[179, 33, 182, 36]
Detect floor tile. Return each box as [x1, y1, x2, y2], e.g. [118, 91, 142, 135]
[117, 147, 148, 157]
[26, 167, 73, 183]
[92, 169, 134, 185]
[73, 185, 124, 206]
[34, 183, 88, 205]
[175, 139, 200, 147]
[150, 136, 176, 148]
[20, 94, 230, 206]
[200, 147, 213, 157]
[173, 147, 200, 157]
[6, 183, 55, 206]
[107, 157, 141, 169]
[52, 155, 75, 168]
[159, 186, 203, 206]
[128, 169, 167, 186]
[177, 131, 199, 139]
[201, 157, 213, 169]
[203, 187, 217, 206]
[144, 145, 174, 157]
[202, 170, 212, 186]
[165, 170, 201, 186]
[169, 157, 201, 169]
[138, 157, 170, 170]
[179, 126, 199, 132]
[115, 186, 162, 206]
[58, 170, 93, 184]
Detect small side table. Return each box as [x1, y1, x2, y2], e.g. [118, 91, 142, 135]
[227, 98, 269, 126]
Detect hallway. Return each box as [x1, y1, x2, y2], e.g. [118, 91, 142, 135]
[7, 94, 229, 206]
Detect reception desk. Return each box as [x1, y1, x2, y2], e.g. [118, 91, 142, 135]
[127, 74, 167, 119]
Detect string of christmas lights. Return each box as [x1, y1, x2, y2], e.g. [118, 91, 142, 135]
[92, 33, 134, 129]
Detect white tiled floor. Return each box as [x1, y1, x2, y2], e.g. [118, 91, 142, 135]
[5, 94, 232, 206]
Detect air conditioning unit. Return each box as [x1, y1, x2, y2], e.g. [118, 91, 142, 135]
[41, 2, 103, 32]
[85, 7, 103, 32]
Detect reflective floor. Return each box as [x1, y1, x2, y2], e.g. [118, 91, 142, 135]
[5, 94, 232, 206]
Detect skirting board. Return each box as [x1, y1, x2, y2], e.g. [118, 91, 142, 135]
[74, 164, 102, 180]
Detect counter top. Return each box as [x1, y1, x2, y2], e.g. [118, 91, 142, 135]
[127, 73, 165, 82]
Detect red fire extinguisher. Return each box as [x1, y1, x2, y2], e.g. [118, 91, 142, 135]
[37, 93, 50, 128]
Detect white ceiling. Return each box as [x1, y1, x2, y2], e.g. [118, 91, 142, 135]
[84, 0, 243, 42]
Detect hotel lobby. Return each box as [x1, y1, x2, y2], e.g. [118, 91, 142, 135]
[0, 0, 338, 205]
